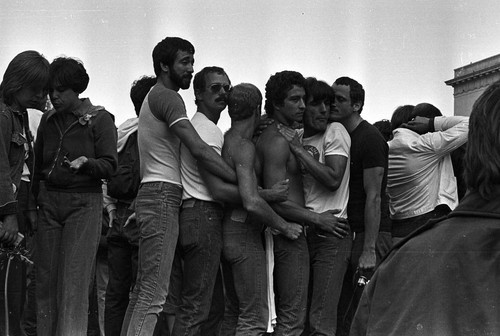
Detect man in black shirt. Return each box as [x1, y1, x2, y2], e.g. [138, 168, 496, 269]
[329, 77, 392, 336]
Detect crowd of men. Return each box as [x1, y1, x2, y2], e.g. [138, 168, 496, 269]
[0, 35, 499, 336]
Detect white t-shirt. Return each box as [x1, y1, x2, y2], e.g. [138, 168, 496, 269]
[298, 122, 351, 218]
[21, 109, 43, 182]
[180, 112, 223, 201]
[138, 83, 189, 185]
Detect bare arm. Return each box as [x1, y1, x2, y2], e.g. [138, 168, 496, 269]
[358, 166, 384, 272]
[232, 139, 301, 239]
[262, 135, 348, 237]
[290, 138, 347, 191]
[172, 119, 236, 183]
[199, 166, 288, 203]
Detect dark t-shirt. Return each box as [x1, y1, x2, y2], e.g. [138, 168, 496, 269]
[347, 120, 391, 232]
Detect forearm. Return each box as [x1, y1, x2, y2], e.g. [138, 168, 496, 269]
[197, 148, 237, 183]
[363, 195, 381, 252]
[271, 201, 317, 226]
[293, 146, 341, 190]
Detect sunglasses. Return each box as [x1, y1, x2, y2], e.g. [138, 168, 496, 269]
[208, 83, 232, 94]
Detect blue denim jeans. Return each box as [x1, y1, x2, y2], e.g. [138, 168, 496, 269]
[105, 201, 139, 336]
[273, 231, 309, 336]
[220, 208, 268, 336]
[121, 182, 182, 336]
[305, 228, 352, 336]
[171, 199, 224, 336]
[35, 186, 102, 336]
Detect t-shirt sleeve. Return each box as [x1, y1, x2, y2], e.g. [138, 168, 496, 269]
[325, 122, 350, 158]
[148, 86, 188, 127]
[361, 128, 388, 169]
[193, 116, 223, 155]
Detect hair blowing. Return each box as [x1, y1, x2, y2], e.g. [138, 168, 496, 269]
[464, 80, 500, 199]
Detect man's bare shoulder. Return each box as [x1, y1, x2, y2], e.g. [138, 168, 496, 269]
[256, 126, 290, 156]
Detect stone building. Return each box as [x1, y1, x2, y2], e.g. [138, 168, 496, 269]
[445, 54, 500, 116]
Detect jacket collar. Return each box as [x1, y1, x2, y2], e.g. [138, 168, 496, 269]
[449, 189, 500, 219]
[46, 98, 104, 120]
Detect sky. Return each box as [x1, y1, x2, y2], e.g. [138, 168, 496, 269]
[2, 0, 500, 131]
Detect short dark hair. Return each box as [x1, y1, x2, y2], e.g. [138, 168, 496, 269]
[130, 76, 156, 116]
[0, 50, 50, 106]
[152, 37, 195, 77]
[373, 119, 393, 142]
[304, 77, 334, 103]
[391, 105, 414, 130]
[193, 66, 229, 106]
[49, 57, 89, 94]
[264, 70, 305, 116]
[412, 103, 442, 119]
[464, 80, 500, 200]
[228, 83, 262, 122]
[334, 76, 365, 113]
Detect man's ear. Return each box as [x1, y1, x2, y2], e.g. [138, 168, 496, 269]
[352, 102, 362, 113]
[194, 89, 203, 102]
[160, 62, 170, 75]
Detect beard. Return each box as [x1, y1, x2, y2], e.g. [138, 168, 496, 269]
[170, 69, 192, 90]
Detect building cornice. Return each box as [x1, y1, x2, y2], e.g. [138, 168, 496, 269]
[445, 63, 500, 87]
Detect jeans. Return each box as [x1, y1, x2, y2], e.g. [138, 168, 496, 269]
[0, 181, 30, 336]
[171, 199, 224, 336]
[105, 202, 139, 336]
[336, 231, 393, 336]
[305, 228, 352, 336]
[220, 208, 268, 336]
[121, 182, 182, 336]
[273, 231, 309, 336]
[35, 186, 102, 336]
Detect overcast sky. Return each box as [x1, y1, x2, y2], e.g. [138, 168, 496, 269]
[2, 0, 500, 130]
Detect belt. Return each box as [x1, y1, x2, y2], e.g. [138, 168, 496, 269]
[181, 198, 221, 209]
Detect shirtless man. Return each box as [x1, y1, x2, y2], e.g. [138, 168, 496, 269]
[255, 71, 345, 335]
[220, 83, 302, 335]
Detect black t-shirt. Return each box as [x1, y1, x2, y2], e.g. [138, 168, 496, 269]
[347, 120, 391, 232]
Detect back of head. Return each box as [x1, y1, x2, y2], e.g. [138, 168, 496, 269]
[391, 105, 414, 130]
[373, 119, 393, 141]
[304, 77, 334, 103]
[193, 66, 229, 106]
[228, 83, 262, 122]
[412, 103, 442, 119]
[464, 80, 500, 199]
[0, 50, 50, 106]
[152, 37, 195, 77]
[264, 70, 305, 117]
[49, 57, 89, 94]
[130, 76, 156, 116]
[333, 76, 365, 113]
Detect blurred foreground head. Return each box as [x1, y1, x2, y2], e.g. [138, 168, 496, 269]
[465, 80, 500, 199]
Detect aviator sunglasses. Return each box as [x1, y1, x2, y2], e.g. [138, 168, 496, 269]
[208, 83, 232, 94]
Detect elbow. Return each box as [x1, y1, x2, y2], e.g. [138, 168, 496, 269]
[242, 198, 261, 215]
[325, 178, 342, 192]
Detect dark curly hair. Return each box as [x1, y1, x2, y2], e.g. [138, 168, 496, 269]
[130, 76, 156, 116]
[49, 57, 89, 94]
[264, 70, 305, 117]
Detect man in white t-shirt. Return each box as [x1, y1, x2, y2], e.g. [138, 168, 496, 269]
[169, 66, 232, 336]
[281, 77, 351, 335]
[122, 38, 236, 336]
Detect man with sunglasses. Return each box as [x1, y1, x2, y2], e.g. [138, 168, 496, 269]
[122, 38, 236, 336]
[169, 66, 233, 336]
